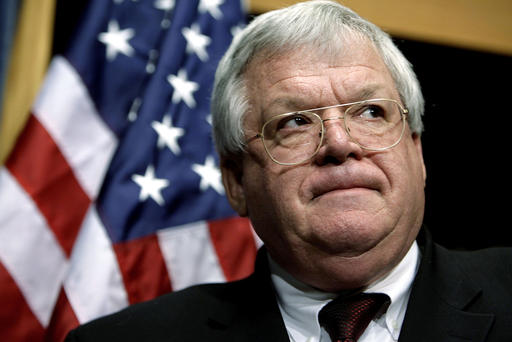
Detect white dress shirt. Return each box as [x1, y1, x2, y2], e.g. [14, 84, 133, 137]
[269, 242, 420, 342]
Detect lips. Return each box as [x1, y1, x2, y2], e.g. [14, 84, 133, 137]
[308, 163, 383, 200]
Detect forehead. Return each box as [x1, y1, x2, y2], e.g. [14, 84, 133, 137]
[243, 39, 397, 121]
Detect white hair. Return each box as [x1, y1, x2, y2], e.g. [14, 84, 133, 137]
[212, 0, 424, 158]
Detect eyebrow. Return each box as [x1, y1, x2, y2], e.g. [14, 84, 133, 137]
[355, 85, 381, 101]
[264, 84, 385, 115]
[265, 98, 311, 112]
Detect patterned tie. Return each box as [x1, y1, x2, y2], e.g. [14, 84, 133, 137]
[319, 292, 390, 342]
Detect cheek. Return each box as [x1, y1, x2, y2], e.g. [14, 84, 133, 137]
[379, 139, 423, 188]
[243, 164, 307, 236]
[376, 142, 425, 221]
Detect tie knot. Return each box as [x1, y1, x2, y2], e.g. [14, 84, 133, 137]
[319, 292, 390, 342]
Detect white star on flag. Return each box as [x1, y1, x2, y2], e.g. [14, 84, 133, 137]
[231, 24, 244, 37]
[167, 68, 199, 108]
[199, 0, 224, 20]
[192, 156, 224, 195]
[132, 165, 170, 206]
[0, 0, 253, 339]
[152, 114, 185, 155]
[98, 20, 135, 61]
[154, 0, 175, 11]
[182, 24, 211, 62]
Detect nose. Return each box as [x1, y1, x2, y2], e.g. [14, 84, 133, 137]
[313, 115, 363, 165]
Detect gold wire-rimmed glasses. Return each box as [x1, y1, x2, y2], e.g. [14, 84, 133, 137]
[250, 98, 409, 166]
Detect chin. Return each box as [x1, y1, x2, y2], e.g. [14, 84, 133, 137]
[286, 222, 410, 291]
[304, 212, 394, 256]
[305, 244, 400, 292]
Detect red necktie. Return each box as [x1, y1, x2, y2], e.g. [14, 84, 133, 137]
[319, 292, 390, 342]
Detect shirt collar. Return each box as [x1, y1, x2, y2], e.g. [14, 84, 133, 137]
[269, 241, 421, 341]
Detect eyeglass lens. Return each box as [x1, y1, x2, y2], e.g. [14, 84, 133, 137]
[261, 99, 404, 165]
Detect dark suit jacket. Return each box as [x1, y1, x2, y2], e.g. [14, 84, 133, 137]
[66, 230, 512, 341]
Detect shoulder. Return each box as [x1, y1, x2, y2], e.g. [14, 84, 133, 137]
[403, 236, 512, 341]
[436, 244, 512, 281]
[419, 228, 512, 285]
[439, 245, 512, 290]
[428, 242, 512, 315]
[65, 278, 253, 342]
[66, 247, 278, 342]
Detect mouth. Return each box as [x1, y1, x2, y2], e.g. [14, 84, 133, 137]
[317, 186, 376, 196]
[308, 166, 382, 201]
[311, 186, 379, 204]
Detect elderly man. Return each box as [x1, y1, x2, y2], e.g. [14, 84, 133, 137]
[66, 1, 511, 341]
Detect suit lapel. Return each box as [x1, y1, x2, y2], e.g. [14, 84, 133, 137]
[241, 258, 290, 342]
[205, 247, 290, 342]
[205, 232, 496, 342]
[399, 230, 494, 342]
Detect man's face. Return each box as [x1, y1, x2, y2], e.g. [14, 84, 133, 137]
[222, 40, 426, 291]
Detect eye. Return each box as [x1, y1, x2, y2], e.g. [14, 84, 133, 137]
[276, 113, 313, 130]
[357, 105, 386, 119]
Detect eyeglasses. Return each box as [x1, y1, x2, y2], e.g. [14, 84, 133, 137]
[251, 98, 408, 165]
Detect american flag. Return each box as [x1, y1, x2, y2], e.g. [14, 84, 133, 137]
[0, 0, 259, 341]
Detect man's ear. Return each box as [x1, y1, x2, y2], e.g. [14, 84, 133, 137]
[412, 133, 427, 186]
[221, 157, 248, 217]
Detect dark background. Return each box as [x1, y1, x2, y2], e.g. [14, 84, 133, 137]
[395, 39, 512, 250]
[54, 1, 512, 250]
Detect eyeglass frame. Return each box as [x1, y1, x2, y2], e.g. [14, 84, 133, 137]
[249, 98, 409, 166]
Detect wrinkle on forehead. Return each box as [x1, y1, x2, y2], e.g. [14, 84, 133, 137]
[247, 37, 385, 89]
[266, 82, 383, 113]
[247, 30, 372, 69]
[255, 68, 392, 112]
[243, 38, 397, 128]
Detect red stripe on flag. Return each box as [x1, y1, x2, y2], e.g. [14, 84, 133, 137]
[208, 217, 257, 282]
[45, 288, 80, 342]
[0, 261, 45, 342]
[6, 114, 90, 256]
[114, 234, 173, 304]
